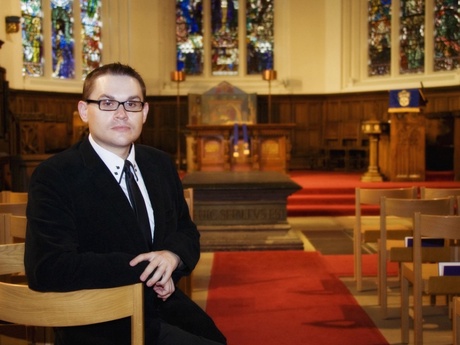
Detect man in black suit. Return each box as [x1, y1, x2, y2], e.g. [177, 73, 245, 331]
[24, 63, 226, 345]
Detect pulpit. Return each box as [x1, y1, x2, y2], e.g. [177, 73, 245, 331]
[386, 89, 427, 181]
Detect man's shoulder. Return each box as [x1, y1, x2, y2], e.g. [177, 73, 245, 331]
[135, 144, 170, 160]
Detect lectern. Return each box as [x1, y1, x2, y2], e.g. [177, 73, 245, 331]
[387, 89, 427, 181]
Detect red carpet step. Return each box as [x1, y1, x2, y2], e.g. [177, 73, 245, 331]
[287, 170, 460, 217]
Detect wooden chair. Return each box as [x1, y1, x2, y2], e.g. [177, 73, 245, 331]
[379, 197, 454, 318]
[0, 243, 144, 344]
[401, 214, 460, 345]
[184, 188, 194, 219]
[454, 296, 460, 345]
[177, 188, 194, 297]
[354, 187, 417, 291]
[2, 213, 27, 243]
[0, 191, 28, 203]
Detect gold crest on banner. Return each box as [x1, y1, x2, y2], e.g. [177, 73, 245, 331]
[398, 89, 411, 107]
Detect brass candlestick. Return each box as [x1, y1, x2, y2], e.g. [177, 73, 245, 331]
[262, 69, 277, 123]
[171, 70, 186, 170]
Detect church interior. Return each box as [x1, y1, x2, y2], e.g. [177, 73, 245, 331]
[1, 0, 460, 344]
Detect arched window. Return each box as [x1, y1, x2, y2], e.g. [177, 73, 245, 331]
[21, 0, 102, 79]
[368, 0, 460, 77]
[175, 0, 274, 77]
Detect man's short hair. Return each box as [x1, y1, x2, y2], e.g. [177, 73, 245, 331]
[82, 63, 147, 100]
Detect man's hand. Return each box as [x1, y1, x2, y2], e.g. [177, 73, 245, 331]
[153, 277, 176, 301]
[129, 250, 181, 293]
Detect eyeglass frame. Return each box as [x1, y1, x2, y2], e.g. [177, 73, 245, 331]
[85, 99, 146, 112]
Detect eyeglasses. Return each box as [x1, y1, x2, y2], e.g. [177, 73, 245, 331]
[86, 99, 145, 112]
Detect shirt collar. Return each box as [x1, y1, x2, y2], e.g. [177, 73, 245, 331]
[88, 134, 137, 183]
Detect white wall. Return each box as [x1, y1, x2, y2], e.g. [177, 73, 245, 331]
[0, 0, 459, 96]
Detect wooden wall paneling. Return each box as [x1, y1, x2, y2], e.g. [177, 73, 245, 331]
[4, 87, 460, 179]
[0, 68, 7, 138]
[455, 117, 460, 181]
[303, 101, 324, 169]
[323, 101, 344, 169]
[277, 98, 292, 124]
[289, 101, 311, 169]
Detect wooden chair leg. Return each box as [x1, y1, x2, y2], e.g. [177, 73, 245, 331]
[378, 247, 388, 318]
[354, 226, 363, 291]
[413, 278, 423, 345]
[401, 273, 410, 344]
[454, 297, 460, 345]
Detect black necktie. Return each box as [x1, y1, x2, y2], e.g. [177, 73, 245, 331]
[124, 160, 152, 245]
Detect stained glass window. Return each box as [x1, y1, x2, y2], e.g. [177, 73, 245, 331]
[400, 0, 425, 74]
[246, 0, 274, 75]
[434, 0, 460, 71]
[211, 0, 239, 76]
[368, 0, 392, 76]
[80, 0, 102, 78]
[51, 0, 75, 79]
[176, 0, 204, 75]
[21, 0, 44, 77]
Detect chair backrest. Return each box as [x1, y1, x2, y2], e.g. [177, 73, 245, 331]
[0, 243, 144, 344]
[355, 187, 417, 225]
[0, 203, 27, 216]
[420, 187, 460, 199]
[184, 188, 194, 220]
[0, 191, 28, 204]
[414, 213, 460, 243]
[1, 213, 27, 243]
[356, 187, 417, 215]
[0, 212, 27, 244]
[381, 196, 455, 220]
[421, 187, 460, 215]
[380, 196, 455, 243]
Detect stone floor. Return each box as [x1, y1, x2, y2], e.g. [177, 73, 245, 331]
[193, 216, 455, 345]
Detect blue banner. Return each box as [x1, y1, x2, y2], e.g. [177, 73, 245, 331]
[389, 89, 426, 110]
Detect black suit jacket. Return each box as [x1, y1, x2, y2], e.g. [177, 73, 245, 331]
[24, 138, 200, 344]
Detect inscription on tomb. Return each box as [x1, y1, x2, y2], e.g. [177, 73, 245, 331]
[194, 203, 286, 225]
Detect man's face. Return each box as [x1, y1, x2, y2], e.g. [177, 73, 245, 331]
[78, 74, 148, 158]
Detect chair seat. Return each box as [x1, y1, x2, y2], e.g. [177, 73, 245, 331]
[363, 223, 412, 243]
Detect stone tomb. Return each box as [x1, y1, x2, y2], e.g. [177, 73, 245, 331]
[181, 171, 304, 251]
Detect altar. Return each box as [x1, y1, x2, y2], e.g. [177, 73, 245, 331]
[186, 81, 295, 173]
[186, 123, 295, 173]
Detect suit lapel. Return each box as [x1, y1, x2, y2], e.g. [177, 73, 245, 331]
[79, 139, 151, 250]
[135, 147, 167, 243]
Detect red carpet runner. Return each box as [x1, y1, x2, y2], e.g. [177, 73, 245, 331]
[206, 251, 388, 345]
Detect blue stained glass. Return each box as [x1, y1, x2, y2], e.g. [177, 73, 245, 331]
[80, 0, 102, 78]
[21, 0, 44, 77]
[211, 0, 239, 76]
[176, 0, 203, 75]
[51, 0, 75, 79]
[434, 0, 460, 71]
[368, 0, 392, 76]
[246, 0, 274, 75]
[399, 0, 425, 74]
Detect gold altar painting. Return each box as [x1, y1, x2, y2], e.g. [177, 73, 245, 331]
[188, 81, 257, 125]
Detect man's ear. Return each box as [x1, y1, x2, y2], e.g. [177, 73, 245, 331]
[77, 100, 89, 123]
[142, 102, 149, 124]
